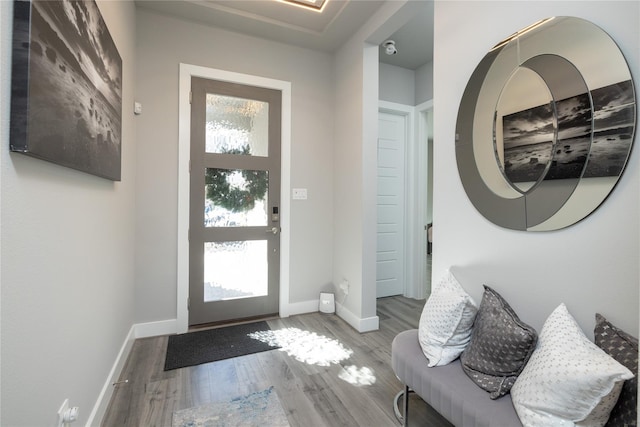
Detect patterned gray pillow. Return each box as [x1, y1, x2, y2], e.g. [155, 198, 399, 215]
[460, 285, 537, 399]
[594, 313, 638, 427]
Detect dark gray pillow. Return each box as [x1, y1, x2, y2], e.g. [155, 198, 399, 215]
[460, 285, 537, 399]
[595, 313, 638, 427]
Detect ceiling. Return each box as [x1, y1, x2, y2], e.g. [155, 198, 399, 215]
[135, 0, 434, 70]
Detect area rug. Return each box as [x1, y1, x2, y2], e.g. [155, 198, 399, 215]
[172, 387, 290, 427]
[164, 321, 280, 371]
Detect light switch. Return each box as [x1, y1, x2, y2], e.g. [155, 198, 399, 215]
[134, 102, 143, 115]
[292, 188, 308, 200]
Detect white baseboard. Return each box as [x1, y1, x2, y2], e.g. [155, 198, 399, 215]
[336, 302, 379, 333]
[87, 303, 380, 426]
[285, 299, 320, 316]
[359, 315, 380, 332]
[135, 319, 178, 338]
[86, 319, 176, 426]
[85, 325, 136, 427]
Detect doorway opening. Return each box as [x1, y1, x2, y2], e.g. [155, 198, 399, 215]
[377, 101, 433, 300]
[177, 64, 292, 333]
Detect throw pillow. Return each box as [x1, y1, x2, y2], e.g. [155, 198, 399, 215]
[511, 304, 634, 427]
[594, 313, 638, 427]
[418, 268, 478, 367]
[460, 285, 537, 399]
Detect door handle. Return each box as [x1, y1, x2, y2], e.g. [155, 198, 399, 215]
[266, 227, 279, 235]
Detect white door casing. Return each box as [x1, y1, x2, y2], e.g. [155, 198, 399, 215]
[178, 64, 292, 333]
[378, 100, 432, 300]
[376, 111, 406, 298]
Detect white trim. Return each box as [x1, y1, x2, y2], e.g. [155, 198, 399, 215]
[416, 99, 433, 111]
[336, 303, 380, 332]
[135, 319, 178, 339]
[286, 299, 321, 316]
[85, 325, 136, 427]
[415, 100, 433, 299]
[359, 315, 380, 332]
[377, 101, 415, 299]
[377, 100, 433, 300]
[177, 64, 292, 332]
[378, 100, 414, 115]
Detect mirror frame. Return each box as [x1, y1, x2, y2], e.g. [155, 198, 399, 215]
[456, 17, 636, 231]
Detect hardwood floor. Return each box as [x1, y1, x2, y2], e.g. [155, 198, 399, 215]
[102, 296, 452, 427]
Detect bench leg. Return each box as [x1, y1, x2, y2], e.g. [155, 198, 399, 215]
[393, 385, 412, 426]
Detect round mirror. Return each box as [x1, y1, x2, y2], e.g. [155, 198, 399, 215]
[456, 17, 636, 231]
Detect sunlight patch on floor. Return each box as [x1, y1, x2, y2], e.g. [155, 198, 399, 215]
[249, 327, 353, 366]
[249, 327, 377, 386]
[338, 365, 376, 386]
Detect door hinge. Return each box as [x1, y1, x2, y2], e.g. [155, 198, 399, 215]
[189, 91, 192, 104]
[189, 159, 191, 173]
[188, 228, 190, 241]
[187, 298, 190, 310]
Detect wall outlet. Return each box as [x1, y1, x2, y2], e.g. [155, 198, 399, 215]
[57, 399, 79, 427]
[64, 407, 79, 424]
[57, 399, 69, 427]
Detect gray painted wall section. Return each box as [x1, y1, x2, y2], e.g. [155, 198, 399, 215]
[379, 60, 433, 106]
[415, 60, 433, 105]
[0, 1, 137, 425]
[379, 62, 415, 105]
[134, 9, 335, 322]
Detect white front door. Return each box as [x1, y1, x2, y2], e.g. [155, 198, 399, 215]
[376, 112, 406, 298]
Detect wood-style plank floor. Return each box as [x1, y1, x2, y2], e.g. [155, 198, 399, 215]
[102, 296, 452, 427]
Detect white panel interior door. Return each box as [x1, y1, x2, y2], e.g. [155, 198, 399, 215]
[377, 112, 406, 298]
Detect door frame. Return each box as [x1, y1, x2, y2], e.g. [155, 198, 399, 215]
[378, 101, 412, 298]
[378, 99, 432, 300]
[415, 99, 433, 299]
[376, 107, 410, 298]
[177, 64, 292, 333]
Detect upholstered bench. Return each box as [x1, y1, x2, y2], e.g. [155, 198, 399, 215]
[391, 276, 637, 427]
[391, 329, 522, 427]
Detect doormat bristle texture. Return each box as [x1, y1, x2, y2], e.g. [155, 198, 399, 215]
[172, 386, 290, 427]
[164, 321, 280, 371]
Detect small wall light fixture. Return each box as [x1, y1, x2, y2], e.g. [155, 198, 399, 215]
[383, 40, 397, 55]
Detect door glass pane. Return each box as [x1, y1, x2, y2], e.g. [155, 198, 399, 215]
[204, 168, 268, 227]
[203, 241, 268, 302]
[205, 94, 269, 157]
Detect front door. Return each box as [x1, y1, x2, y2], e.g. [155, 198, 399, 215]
[189, 77, 281, 326]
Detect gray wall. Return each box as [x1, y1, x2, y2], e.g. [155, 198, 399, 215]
[0, 1, 137, 425]
[379, 62, 415, 105]
[1, 2, 636, 424]
[379, 60, 433, 106]
[433, 1, 639, 337]
[134, 9, 335, 322]
[333, 1, 424, 328]
[415, 60, 433, 105]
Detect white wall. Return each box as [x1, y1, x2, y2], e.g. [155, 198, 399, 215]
[0, 1, 137, 425]
[134, 9, 335, 322]
[433, 1, 639, 337]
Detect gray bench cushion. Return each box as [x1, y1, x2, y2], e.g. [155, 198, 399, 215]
[392, 329, 522, 427]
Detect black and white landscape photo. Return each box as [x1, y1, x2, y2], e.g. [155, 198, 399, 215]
[583, 80, 635, 178]
[10, 0, 122, 181]
[500, 101, 556, 184]
[500, 79, 635, 185]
